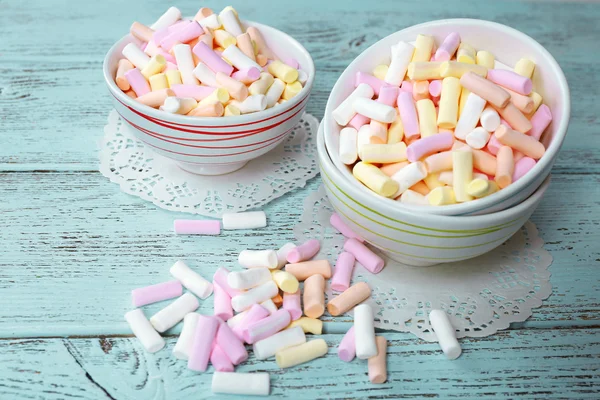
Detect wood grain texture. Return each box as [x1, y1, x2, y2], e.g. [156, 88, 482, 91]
[1, 329, 599, 399]
[1, 0, 599, 397]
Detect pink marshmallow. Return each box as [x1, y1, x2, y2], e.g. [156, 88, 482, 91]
[377, 85, 399, 107]
[487, 134, 502, 155]
[232, 303, 269, 341]
[429, 79, 442, 97]
[160, 21, 204, 50]
[286, 239, 320, 263]
[348, 113, 370, 130]
[174, 219, 220, 235]
[527, 104, 552, 140]
[283, 57, 299, 69]
[231, 67, 261, 84]
[215, 320, 249, 365]
[406, 132, 454, 162]
[330, 252, 356, 292]
[210, 343, 234, 372]
[140, 42, 148, 52]
[165, 61, 178, 71]
[512, 156, 536, 182]
[400, 81, 413, 93]
[153, 19, 190, 44]
[486, 69, 533, 95]
[355, 72, 390, 96]
[213, 267, 243, 298]
[397, 92, 419, 139]
[131, 280, 182, 307]
[188, 315, 219, 372]
[213, 282, 233, 321]
[125, 68, 151, 97]
[244, 309, 291, 344]
[330, 213, 364, 242]
[338, 326, 356, 362]
[283, 290, 302, 321]
[170, 84, 215, 100]
[343, 238, 385, 274]
[193, 41, 234, 76]
[434, 32, 461, 62]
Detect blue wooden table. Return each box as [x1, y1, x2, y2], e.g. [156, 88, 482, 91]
[1, 0, 599, 398]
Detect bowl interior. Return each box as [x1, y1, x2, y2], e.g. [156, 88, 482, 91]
[103, 19, 315, 128]
[323, 18, 569, 215]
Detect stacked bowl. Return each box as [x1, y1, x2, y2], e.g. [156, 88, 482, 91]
[320, 19, 569, 266]
[104, 21, 315, 175]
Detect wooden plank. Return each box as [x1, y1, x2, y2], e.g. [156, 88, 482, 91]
[1, 329, 599, 399]
[0, 172, 598, 337]
[0, 0, 599, 170]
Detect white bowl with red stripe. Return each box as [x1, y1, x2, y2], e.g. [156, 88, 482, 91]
[103, 21, 315, 175]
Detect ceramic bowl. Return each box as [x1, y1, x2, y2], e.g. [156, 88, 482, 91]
[323, 19, 568, 215]
[103, 20, 315, 175]
[318, 120, 550, 267]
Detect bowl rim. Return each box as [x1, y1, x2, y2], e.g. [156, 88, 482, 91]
[103, 19, 315, 127]
[318, 119, 550, 228]
[323, 18, 569, 216]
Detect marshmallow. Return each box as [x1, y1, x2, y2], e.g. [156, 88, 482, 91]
[172, 312, 199, 360]
[266, 78, 286, 108]
[337, 326, 356, 362]
[330, 252, 356, 292]
[122, 43, 151, 69]
[223, 44, 262, 71]
[245, 309, 291, 344]
[170, 260, 213, 299]
[150, 292, 199, 333]
[352, 162, 399, 198]
[131, 280, 183, 307]
[172, 44, 199, 85]
[222, 211, 267, 230]
[215, 321, 248, 364]
[283, 290, 302, 320]
[212, 372, 270, 396]
[253, 325, 306, 360]
[276, 243, 297, 269]
[231, 280, 279, 312]
[213, 282, 234, 321]
[435, 32, 460, 61]
[466, 127, 491, 150]
[124, 309, 165, 353]
[339, 127, 359, 165]
[354, 304, 377, 359]
[390, 161, 428, 198]
[327, 282, 371, 316]
[480, 106, 501, 132]
[287, 317, 323, 334]
[229, 95, 268, 114]
[276, 339, 328, 368]
[228, 267, 272, 290]
[150, 7, 181, 30]
[429, 309, 462, 359]
[353, 98, 397, 123]
[161, 97, 198, 115]
[231, 303, 270, 339]
[384, 41, 414, 85]
[332, 83, 374, 126]
[397, 91, 419, 139]
[286, 239, 320, 264]
[453, 149, 474, 202]
[285, 260, 332, 281]
[454, 93, 487, 140]
[460, 71, 510, 108]
[303, 274, 325, 319]
[125, 68, 151, 97]
[330, 213, 364, 242]
[368, 337, 388, 384]
[239, 250, 278, 269]
[495, 146, 514, 189]
[192, 62, 219, 87]
[272, 270, 299, 293]
[268, 60, 299, 84]
[173, 219, 220, 235]
[193, 41, 234, 76]
[188, 315, 219, 371]
[210, 344, 234, 372]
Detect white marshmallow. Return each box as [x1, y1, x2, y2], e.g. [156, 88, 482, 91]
[353, 98, 397, 123]
[161, 97, 197, 114]
[143, 40, 161, 57]
[276, 243, 296, 269]
[454, 93, 486, 140]
[260, 299, 278, 315]
[198, 14, 221, 30]
[384, 41, 414, 86]
[429, 309, 462, 360]
[332, 83, 374, 126]
[297, 69, 308, 85]
[390, 161, 428, 197]
[173, 44, 199, 85]
[124, 309, 165, 353]
[150, 7, 182, 30]
[231, 280, 279, 312]
[192, 62, 219, 87]
[399, 189, 429, 205]
[223, 45, 262, 71]
[438, 171, 488, 186]
[222, 211, 267, 230]
[480, 106, 501, 132]
[219, 9, 243, 36]
[230, 95, 268, 114]
[238, 250, 278, 269]
[149, 292, 199, 333]
[354, 304, 378, 359]
[339, 127, 358, 165]
[253, 326, 306, 360]
[169, 260, 213, 299]
[357, 125, 374, 151]
[228, 267, 273, 290]
[212, 372, 270, 396]
[466, 127, 492, 149]
[265, 78, 286, 108]
[172, 312, 199, 360]
[122, 43, 151, 69]
[227, 298, 276, 329]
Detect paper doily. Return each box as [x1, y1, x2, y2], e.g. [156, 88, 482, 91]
[294, 185, 553, 340]
[99, 110, 319, 217]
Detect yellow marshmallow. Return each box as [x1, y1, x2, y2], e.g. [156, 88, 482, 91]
[416, 99, 438, 137]
[457, 43, 476, 64]
[249, 73, 274, 96]
[198, 88, 230, 107]
[352, 162, 399, 198]
[528, 91, 543, 114]
[271, 270, 299, 294]
[373, 64, 389, 80]
[282, 81, 302, 100]
[440, 61, 487, 79]
[476, 50, 495, 69]
[452, 149, 474, 202]
[467, 178, 499, 198]
[428, 186, 456, 206]
[437, 77, 461, 129]
[149, 73, 168, 91]
[268, 60, 299, 83]
[358, 142, 407, 163]
[165, 70, 182, 87]
[287, 317, 323, 334]
[459, 86, 471, 116]
[514, 58, 535, 79]
[140, 55, 166, 79]
[407, 62, 443, 80]
[411, 34, 435, 62]
[387, 116, 404, 144]
[424, 173, 445, 190]
[214, 29, 237, 48]
[276, 339, 327, 368]
[224, 104, 241, 116]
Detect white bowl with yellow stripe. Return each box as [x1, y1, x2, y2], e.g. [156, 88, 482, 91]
[318, 120, 549, 267]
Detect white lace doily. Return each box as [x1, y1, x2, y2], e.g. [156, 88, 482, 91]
[294, 185, 553, 340]
[99, 110, 319, 217]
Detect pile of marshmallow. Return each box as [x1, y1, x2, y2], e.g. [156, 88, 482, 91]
[115, 6, 308, 117]
[333, 33, 553, 206]
[124, 210, 461, 396]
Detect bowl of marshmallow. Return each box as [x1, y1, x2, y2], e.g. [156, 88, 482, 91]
[103, 6, 314, 175]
